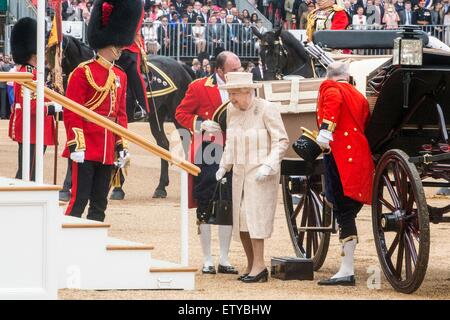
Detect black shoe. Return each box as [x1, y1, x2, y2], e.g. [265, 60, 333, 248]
[202, 266, 216, 274]
[237, 273, 249, 281]
[318, 275, 356, 286]
[241, 268, 268, 283]
[218, 264, 239, 274]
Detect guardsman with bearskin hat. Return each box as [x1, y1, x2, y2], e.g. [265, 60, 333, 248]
[9, 17, 61, 181]
[315, 62, 374, 286]
[63, 0, 142, 222]
[306, 0, 350, 42]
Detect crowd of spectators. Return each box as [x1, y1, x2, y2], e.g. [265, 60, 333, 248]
[57, 0, 450, 58]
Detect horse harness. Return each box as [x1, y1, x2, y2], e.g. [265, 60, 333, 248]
[261, 37, 308, 80]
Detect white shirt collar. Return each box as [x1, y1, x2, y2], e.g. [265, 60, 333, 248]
[216, 74, 229, 102]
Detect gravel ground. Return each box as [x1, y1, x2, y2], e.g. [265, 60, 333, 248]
[1, 120, 450, 300]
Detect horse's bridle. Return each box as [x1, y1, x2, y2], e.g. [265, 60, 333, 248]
[261, 37, 307, 80]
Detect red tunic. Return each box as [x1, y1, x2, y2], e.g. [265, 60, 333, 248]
[62, 58, 128, 165]
[8, 65, 56, 146]
[317, 80, 374, 204]
[175, 74, 226, 208]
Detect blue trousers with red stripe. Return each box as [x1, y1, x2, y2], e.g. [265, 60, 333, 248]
[65, 160, 113, 222]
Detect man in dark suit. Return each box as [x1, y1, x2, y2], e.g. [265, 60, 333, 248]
[399, 0, 415, 25]
[186, 5, 198, 23]
[251, 58, 266, 81]
[199, 5, 210, 23]
[158, 16, 173, 55]
[175, 0, 185, 15]
[207, 16, 224, 50]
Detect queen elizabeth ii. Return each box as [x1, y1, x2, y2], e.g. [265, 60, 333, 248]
[216, 72, 289, 283]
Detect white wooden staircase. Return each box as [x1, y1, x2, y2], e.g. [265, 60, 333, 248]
[58, 211, 196, 290]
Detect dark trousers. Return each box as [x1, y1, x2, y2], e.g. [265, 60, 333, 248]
[15, 143, 47, 181]
[62, 158, 72, 192]
[65, 160, 113, 222]
[323, 153, 363, 239]
[0, 87, 10, 119]
[116, 50, 149, 122]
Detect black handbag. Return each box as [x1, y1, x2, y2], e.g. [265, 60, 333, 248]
[205, 180, 233, 225]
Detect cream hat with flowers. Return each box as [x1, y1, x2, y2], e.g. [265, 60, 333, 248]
[218, 72, 263, 90]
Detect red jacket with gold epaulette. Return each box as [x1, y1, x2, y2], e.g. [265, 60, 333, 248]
[62, 58, 128, 165]
[317, 80, 374, 204]
[8, 65, 56, 145]
[175, 74, 228, 208]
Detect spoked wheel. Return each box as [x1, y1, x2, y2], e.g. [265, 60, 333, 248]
[282, 174, 331, 271]
[372, 149, 430, 294]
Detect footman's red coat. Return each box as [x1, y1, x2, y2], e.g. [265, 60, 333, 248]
[317, 80, 374, 204]
[175, 74, 226, 208]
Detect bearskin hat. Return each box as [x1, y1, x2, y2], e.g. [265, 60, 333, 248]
[88, 0, 143, 50]
[10, 17, 37, 65]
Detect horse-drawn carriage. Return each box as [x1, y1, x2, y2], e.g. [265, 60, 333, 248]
[258, 29, 450, 293]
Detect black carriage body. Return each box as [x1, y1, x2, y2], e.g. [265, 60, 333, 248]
[366, 61, 450, 161]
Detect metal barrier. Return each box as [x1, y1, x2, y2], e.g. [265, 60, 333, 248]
[143, 22, 259, 60]
[146, 22, 450, 61]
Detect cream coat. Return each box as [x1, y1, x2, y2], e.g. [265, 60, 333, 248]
[220, 97, 289, 240]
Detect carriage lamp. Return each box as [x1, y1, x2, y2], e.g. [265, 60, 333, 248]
[393, 28, 423, 66]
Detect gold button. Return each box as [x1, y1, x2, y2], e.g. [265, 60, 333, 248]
[354, 128, 357, 131]
[205, 112, 209, 116]
[347, 145, 351, 149]
[348, 158, 353, 162]
[331, 116, 335, 120]
[344, 132, 349, 136]
[358, 193, 362, 197]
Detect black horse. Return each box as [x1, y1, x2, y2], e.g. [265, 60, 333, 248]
[53, 35, 192, 199]
[252, 27, 314, 80]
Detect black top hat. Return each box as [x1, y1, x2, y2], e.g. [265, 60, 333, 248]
[88, 0, 143, 50]
[11, 18, 37, 66]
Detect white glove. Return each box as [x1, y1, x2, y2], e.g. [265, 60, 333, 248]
[255, 164, 272, 182]
[200, 120, 221, 133]
[116, 150, 131, 168]
[52, 102, 63, 113]
[316, 129, 333, 150]
[216, 167, 226, 181]
[70, 151, 85, 163]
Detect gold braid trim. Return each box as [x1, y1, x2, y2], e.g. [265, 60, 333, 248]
[306, 9, 319, 42]
[84, 64, 117, 112]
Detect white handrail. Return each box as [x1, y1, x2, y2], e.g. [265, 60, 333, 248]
[22, 88, 31, 181]
[35, 0, 46, 184]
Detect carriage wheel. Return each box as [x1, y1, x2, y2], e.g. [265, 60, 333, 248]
[282, 175, 331, 271]
[372, 149, 430, 294]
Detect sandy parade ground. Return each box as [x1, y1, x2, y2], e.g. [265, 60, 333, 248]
[1, 119, 450, 300]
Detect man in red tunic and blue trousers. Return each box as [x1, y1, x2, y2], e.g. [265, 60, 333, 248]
[63, 0, 142, 222]
[176, 51, 241, 275]
[315, 62, 374, 286]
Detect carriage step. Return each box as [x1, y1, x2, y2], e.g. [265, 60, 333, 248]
[298, 226, 333, 232]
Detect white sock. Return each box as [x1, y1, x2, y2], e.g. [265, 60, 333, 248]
[199, 224, 213, 267]
[332, 238, 357, 279]
[218, 225, 233, 266]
